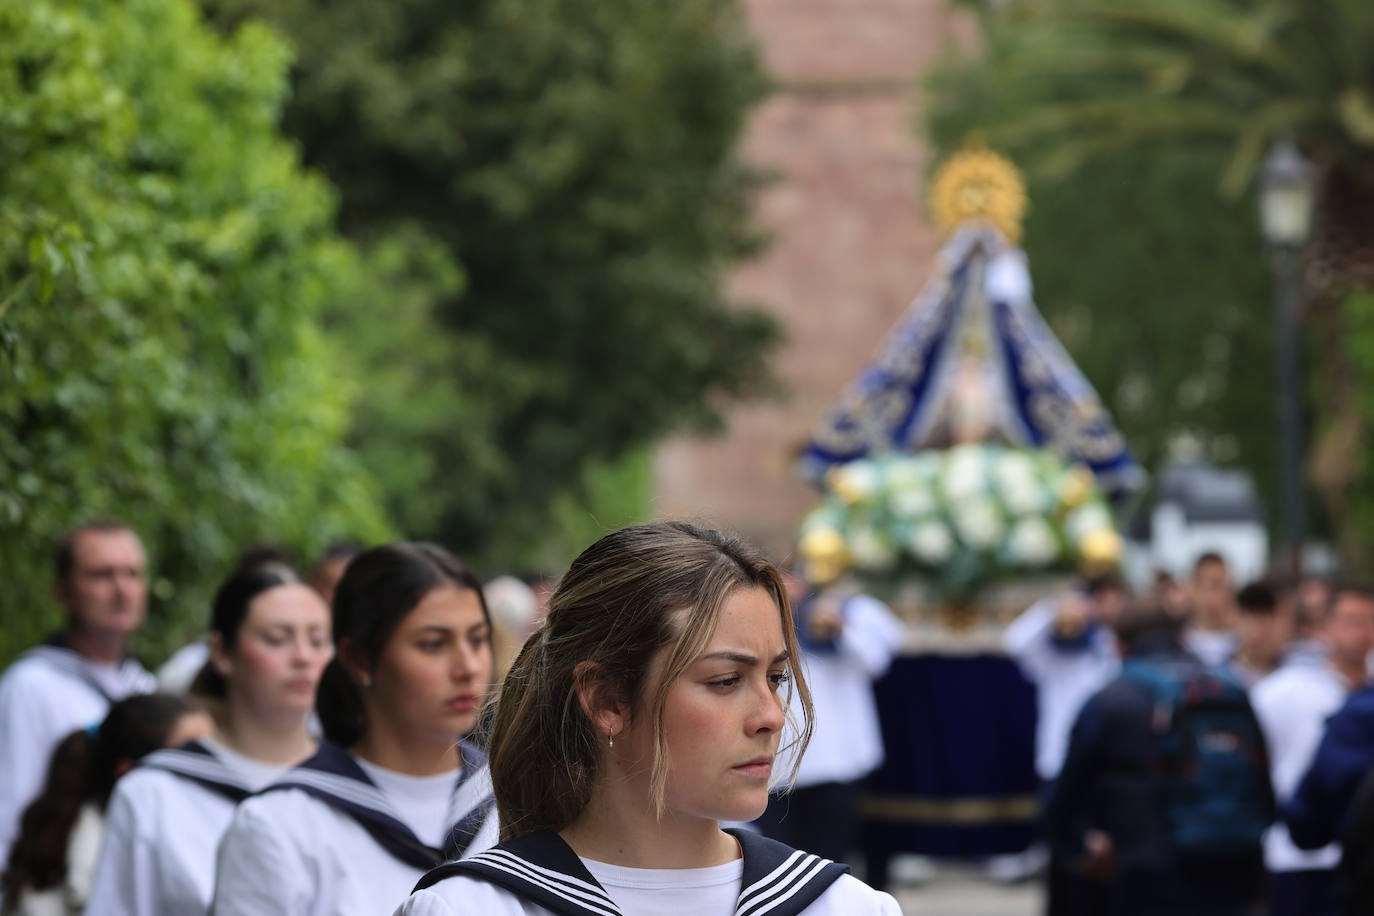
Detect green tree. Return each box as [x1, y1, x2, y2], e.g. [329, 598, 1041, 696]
[201, 0, 778, 564]
[0, 0, 390, 664]
[926, 0, 1374, 557]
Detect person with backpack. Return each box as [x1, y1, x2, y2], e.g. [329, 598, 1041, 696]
[1048, 600, 1274, 916]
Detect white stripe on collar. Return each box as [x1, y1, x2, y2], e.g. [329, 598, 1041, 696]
[276, 767, 394, 813]
[466, 848, 619, 916]
[738, 853, 829, 916]
[142, 748, 256, 793]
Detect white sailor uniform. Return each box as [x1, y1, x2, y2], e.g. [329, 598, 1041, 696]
[211, 739, 498, 916]
[395, 829, 902, 916]
[0, 644, 154, 867]
[84, 739, 287, 916]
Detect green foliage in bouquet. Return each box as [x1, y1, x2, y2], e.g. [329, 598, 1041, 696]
[798, 444, 1120, 603]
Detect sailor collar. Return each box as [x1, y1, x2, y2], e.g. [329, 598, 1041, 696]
[260, 739, 495, 870]
[24, 641, 145, 703]
[414, 828, 849, 916]
[140, 740, 256, 802]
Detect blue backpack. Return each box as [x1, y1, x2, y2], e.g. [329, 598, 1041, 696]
[1120, 659, 1271, 861]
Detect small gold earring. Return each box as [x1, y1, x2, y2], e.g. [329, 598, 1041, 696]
[608, 733, 614, 749]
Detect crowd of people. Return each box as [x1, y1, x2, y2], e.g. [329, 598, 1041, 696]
[1007, 553, 1374, 916]
[8, 521, 1374, 916]
[0, 520, 901, 915]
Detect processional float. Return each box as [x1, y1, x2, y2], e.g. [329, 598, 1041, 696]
[795, 145, 1143, 866]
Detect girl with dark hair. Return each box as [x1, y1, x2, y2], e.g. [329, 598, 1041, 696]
[397, 522, 900, 916]
[86, 564, 332, 914]
[1, 693, 210, 915]
[212, 542, 497, 916]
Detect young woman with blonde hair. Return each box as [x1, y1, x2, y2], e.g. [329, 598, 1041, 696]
[398, 521, 899, 916]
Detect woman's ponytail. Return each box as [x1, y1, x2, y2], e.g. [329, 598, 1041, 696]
[2, 693, 201, 903]
[315, 659, 366, 747]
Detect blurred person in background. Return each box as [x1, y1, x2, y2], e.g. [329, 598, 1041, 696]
[1229, 581, 1294, 688]
[1253, 580, 1374, 916]
[156, 543, 302, 694]
[0, 694, 210, 916]
[308, 541, 364, 607]
[754, 570, 903, 865]
[1005, 572, 1126, 915]
[1150, 570, 1190, 618]
[0, 523, 157, 871]
[1049, 601, 1273, 916]
[86, 563, 333, 915]
[1282, 584, 1374, 850]
[1184, 552, 1239, 668]
[211, 543, 498, 916]
[482, 575, 540, 684]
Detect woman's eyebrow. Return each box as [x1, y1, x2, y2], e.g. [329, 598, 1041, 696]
[699, 649, 790, 666]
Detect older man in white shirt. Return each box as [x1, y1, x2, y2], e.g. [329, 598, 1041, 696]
[0, 523, 156, 870]
[1251, 581, 1374, 916]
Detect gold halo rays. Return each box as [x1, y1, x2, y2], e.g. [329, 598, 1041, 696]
[929, 143, 1028, 244]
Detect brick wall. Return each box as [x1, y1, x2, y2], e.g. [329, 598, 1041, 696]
[651, 0, 973, 560]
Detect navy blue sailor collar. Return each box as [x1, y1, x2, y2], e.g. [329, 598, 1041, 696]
[261, 738, 495, 870]
[413, 827, 849, 916]
[139, 740, 255, 803]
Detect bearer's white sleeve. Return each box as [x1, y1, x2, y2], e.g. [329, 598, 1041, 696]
[1002, 597, 1058, 679]
[836, 595, 904, 679]
[211, 798, 312, 916]
[84, 781, 157, 916]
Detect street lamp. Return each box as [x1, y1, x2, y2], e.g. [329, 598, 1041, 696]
[1258, 138, 1317, 576]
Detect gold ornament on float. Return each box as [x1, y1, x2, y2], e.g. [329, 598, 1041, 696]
[929, 142, 1028, 244]
[1078, 528, 1123, 575]
[799, 527, 848, 586]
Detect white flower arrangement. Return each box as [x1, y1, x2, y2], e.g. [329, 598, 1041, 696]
[799, 444, 1120, 601]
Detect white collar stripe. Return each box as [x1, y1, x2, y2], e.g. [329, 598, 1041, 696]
[278, 768, 394, 814]
[476, 849, 619, 910]
[463, 854, 620, 916]
[737, 855, 829, 916]
[143, 751, 254, 791]
[738, 849, 809, 902]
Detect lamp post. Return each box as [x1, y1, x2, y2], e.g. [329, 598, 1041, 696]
[1258, 138, 1316, 577]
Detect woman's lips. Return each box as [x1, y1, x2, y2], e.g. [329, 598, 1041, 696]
[732, 757, 773, 778]
[446, 695, 479, 712]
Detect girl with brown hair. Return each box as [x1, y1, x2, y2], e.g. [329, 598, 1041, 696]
[398, 522, 900, 916]
[212, 542, 497, 916]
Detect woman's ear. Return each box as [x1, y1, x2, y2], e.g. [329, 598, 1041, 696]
[207, 631, 232, 679]
[572, 661, 627, 740]
[336, 637, 372, 687]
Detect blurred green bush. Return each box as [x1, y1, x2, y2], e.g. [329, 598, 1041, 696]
[0, 0, 391, 664]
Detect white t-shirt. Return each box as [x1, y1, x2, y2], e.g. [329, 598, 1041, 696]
[583, 857, 740, 916]
[1250, 644, 1350, 873]
[0, 647, 154, 867]
[356, 760, 462, 849]
[1185, 628, 1239, 669]
[85, 739, 293, 916]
